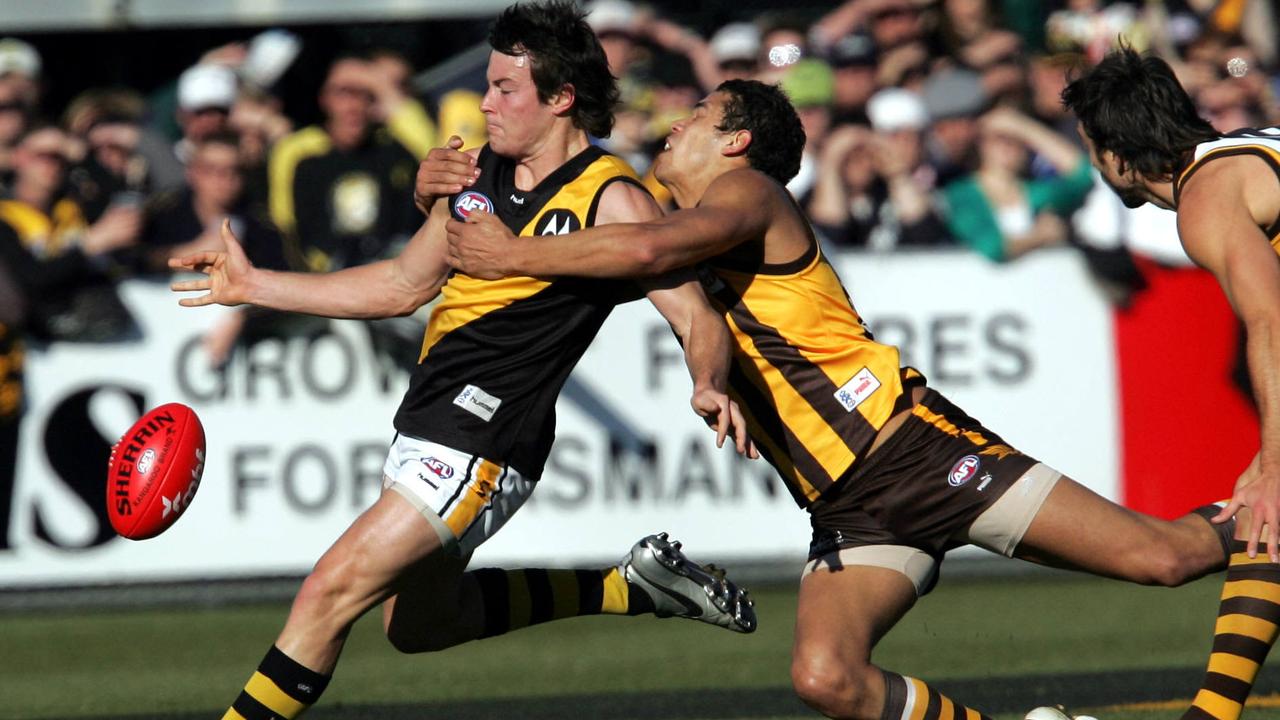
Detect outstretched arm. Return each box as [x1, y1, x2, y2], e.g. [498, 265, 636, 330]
[445, 169, 776, 279]
[1180, 163, 1280, 560]
[169, 198, 452, 319]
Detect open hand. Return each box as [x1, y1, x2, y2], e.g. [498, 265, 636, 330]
[168, 219, 255, 307]
[1215, 451, 1280, 561]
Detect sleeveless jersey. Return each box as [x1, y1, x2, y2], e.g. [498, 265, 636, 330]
[393, 144, 644, 478]
[698, 232, 924, 507]
[1175, 127, 1280, 250]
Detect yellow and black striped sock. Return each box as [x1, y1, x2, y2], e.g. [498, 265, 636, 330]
[471, 567, 654, 639]
[224, 645, 330, 720]
[1184, 540, 1280, 720]
[881, 671, 992, 720]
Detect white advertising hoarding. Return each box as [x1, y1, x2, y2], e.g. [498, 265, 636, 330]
[2, 249, 1116, 587]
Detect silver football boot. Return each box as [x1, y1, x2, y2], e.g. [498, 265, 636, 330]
[620, 532, 757, 633]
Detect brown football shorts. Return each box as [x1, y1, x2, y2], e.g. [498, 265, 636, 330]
[805, 388, 1058, 592]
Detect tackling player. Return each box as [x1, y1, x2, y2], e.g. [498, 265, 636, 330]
[441, 78, 1247, 720]
[171, 3, 754, 718]
[1063, 47, 1280, 720]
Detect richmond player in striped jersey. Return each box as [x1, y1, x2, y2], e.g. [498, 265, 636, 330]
[171, 4, 756, 719]
[442, 79, 1247, 720]
[1064, 48, 1280, 720]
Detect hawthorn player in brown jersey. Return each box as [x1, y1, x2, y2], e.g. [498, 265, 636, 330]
[1063, 48, 1280, 720]
[442, 78, 1243, 720]
[171, 3, 756, 719]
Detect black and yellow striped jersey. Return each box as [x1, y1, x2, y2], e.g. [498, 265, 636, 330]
[393, 144, 645, 478]
[698, 234, 924, 507]
[1174, 127, 1280, 251]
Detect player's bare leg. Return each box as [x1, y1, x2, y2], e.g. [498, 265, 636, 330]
[791, 562, 993, 720]
[1013, 475, 1229, 584]
[224, 488, 444, 719]
[1014, 476, 1280, 720]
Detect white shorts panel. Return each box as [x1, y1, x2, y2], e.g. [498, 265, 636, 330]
[382, 434, 533, 557]
[965, 462, 1062, 557]
[803, 544, 939, 596]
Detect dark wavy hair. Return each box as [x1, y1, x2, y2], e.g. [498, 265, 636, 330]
[489, 0, 619, 138]
[1061, 46, 1218, 180]
[715, 79, 806, 184]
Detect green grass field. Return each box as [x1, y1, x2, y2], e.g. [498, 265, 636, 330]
[3, 570, 1278, 720]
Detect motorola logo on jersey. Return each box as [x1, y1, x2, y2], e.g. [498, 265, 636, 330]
[454, 191, 494, 219]
[948, 455, 980, 486]
[535, 209, 582, 236]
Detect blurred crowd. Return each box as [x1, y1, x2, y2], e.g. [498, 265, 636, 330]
[0, 0, 1278, 488]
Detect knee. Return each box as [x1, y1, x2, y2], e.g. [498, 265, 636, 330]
[382, 604, 453, 655]
[1127, 543, 1199, 587]
[791, 651, 880, 720]
[293, 547, 372, 624]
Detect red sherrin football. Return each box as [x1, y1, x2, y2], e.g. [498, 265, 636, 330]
[106, 402, 206, 540]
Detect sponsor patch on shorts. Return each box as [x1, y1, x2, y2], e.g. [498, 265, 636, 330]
[948, 455, 980, 487]
[834, 367, 881, 412]
[454, 384, 502, 422]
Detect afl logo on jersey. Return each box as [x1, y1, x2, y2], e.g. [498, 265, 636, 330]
[454, 191, 494, 219]
[535, 209, 582, 236]
[948, 455, 980, 487]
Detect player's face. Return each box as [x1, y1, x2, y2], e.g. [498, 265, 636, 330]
[654, 92, 731, 186]
[481, 51, 558, 159]
[1078, 121, 1149, 209]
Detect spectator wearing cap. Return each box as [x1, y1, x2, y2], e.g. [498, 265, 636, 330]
[921, 66, 988, 186]
[177, 64, 237, 158]
[641, 19, 758, 94]
[781, 58, 837, 203]
[0, 38, 41, 110]
[137, 63, 239, 194]
[709, 23, 760, 81]
[268, 55, 420, 273]
[0, 39, 41, 191]
[825, 33, 879, 125]
[810, 89, 951, 250]
[942, 106, 1092, 262]
[585, 0, 640, 79]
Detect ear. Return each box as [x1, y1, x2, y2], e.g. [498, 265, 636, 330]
[721, 128, 752, 159]
[1104, 149, 1130, 178]
[548, 84, 576, 118]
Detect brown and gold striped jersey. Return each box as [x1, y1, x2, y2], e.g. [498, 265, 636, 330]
[1175, 127, 1280, 251]
[393, 145, 645, 478]
[698, 236, 924, 507]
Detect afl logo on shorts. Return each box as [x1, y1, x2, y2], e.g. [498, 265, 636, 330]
[454, 191, 494, 219]
[423, 457, 455, 480]
[948, 455, 980, 487]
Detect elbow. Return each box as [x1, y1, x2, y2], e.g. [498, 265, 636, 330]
[629, 238, 680, 276]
